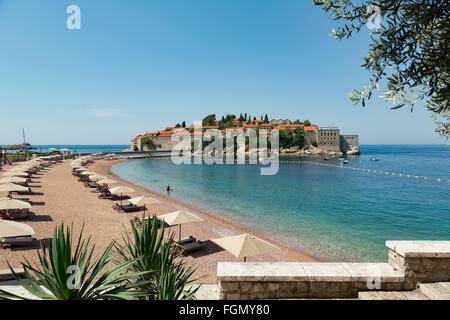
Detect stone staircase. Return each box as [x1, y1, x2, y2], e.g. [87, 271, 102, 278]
[359, 282, 450, 300]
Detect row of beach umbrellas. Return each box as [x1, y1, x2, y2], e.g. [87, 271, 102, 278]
[0, 156, 61, 241]
[70, 157, 281, 261]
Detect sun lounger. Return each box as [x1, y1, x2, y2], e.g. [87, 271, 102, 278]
[175, 240, 205, 255]
[175, 236, 196, 245]
[0, 237, 33, 247]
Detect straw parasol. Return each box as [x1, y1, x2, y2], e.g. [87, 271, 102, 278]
[0, 177, 27, 184]
[212, 233, 280, 262]
[157, 211, 204, 242]
[129, 195, 161, 215]
[0, 220, 35, 238]
[0, 183, 30, 197]
[109, 186, 135, 205]
[2, 171, 28, 177]
[97, 178, 118, 188]
[0, 197, 31, 210]
[89, 174, 106, 181]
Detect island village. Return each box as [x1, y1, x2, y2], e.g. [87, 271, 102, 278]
[129, 114, 360, 156]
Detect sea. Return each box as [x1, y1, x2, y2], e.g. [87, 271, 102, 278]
[110, 145, 450, 262]
[30, 145, 129, 154]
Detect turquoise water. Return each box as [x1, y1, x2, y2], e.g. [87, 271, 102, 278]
[111, 145, 450, 262]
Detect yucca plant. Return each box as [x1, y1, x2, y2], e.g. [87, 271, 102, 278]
[114, 216, 200, 300]
[0, 223, 150, 300]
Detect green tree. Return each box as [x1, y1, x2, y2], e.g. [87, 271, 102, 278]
[303, 120, 311, 126]
[312, 0, 450, 139]
[202, 114, 216, 126]
[181, 121, 186, 128]
[142, 136, 156, 150]
[264, 114, 269, 123]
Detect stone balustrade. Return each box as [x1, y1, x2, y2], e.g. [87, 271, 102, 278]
[217, 241, 450, 300]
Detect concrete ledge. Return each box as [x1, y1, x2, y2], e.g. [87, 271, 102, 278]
[218, 262, 404, 283]
[386, 241, 450, 258]
[217, 262, 307, 281]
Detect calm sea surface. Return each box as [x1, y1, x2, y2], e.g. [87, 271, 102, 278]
[31, 145, 129, 153]
[111, 145, 450, 262]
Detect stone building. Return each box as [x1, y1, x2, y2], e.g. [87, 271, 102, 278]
[340, 135, 359, 152]
[317, 127, 341, 152]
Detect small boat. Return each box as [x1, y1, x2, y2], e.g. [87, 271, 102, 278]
[338, 157, 345, 161]
[323, 158, 330, 161]
[370, 158, 380, 161]
[341, 160, 349, 164]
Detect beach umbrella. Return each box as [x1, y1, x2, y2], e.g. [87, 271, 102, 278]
[0, 220, 35, 238]
[2, 171, 28, 177]
[129, 195, 161, 215]
[81, 171, 96, 176]
[157, 211, 204, 242]
[0, 177, 27, 184]
[97, 178, 118, 187]
[0, 197, 31, 210]
[89, 174, 106, 181]
[0, 183, 30, 196]
[109, 186, 135, 205]
[212, 233, 280, 262]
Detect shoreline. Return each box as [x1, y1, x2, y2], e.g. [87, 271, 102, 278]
[89, 159, 321, 281]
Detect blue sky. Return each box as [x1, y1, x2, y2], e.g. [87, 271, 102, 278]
[0, 0, 444, 145]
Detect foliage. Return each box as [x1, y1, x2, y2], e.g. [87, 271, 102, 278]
[202, 114, 216, 126]
[141, 136, 156, 150]
[114, 217, 199, 300]
[312, 0, 450, 139]
[279, 128, 305, 149]
[312, 140, 318, 147]
[0, 224, 148, 300]
[133, 145, 138, 151]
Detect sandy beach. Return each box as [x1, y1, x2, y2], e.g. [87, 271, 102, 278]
[1, 159, 319, 284]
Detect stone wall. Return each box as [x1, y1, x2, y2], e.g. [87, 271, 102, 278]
[217, 241, 450, 300]
[340, 135, 359, 153]
[317, 128, 340, 152]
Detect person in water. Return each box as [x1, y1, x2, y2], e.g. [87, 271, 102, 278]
[166, 184, 172, 193]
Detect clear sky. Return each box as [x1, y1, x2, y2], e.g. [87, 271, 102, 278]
[0, 0, 444, 145]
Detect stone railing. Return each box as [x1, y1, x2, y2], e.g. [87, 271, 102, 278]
[217, 241, 450, 299]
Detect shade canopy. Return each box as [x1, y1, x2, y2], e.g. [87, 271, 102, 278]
[109, 186, 135, 194]
[97, 178, 117, 185]
[0, 183, 30, 193]
[0, 198, 31, 210]
[0, 220, 35, 238]
[2, 171, 28, 177]
[81, 171, 96, 176]
[212, 233, 280, 260]
[89, 174, 106, 181]
[0, 177, 27, 184]
[129, 195, 161, 206]
[157, 211, 204, 226]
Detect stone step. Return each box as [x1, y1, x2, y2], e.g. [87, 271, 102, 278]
[358, 290, 429, 300]
[419, 282, 450, 300]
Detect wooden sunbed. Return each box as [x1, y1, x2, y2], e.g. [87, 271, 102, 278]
[114, 204, 139, 213]
[175, 240, 205, 255]
[175, 236, 196, 245]
[0, 237, 33, 247]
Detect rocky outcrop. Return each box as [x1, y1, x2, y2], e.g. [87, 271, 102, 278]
[344, 145, 361, 155]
